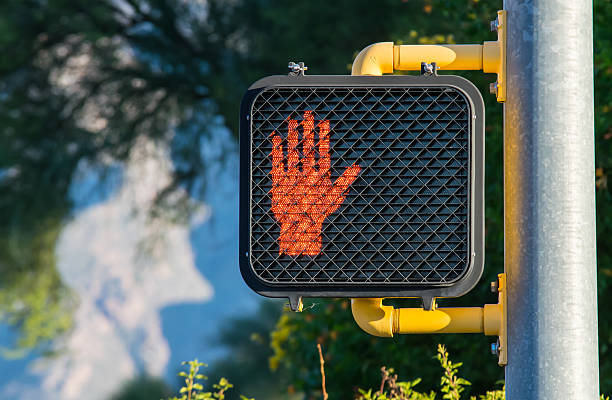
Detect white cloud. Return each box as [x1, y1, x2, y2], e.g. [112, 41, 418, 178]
[27, 139, 212, 400]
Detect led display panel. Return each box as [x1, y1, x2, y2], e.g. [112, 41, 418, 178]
[239, 75, 484, 303]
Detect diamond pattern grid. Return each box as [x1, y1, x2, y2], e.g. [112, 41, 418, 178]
[249, 86, 471, 285]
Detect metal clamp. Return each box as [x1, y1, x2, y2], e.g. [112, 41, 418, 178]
[489, 10, 506, 102]
[288, 62, 308, 76]
[421, 62, 438, 76]
[492, 273, 508, 366]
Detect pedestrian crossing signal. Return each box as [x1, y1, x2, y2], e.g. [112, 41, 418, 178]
[239, 74, 484, 306]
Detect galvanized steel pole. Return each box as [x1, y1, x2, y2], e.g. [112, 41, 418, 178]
[503, 1, 599, 399]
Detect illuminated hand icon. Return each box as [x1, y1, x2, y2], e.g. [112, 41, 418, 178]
[270, 111, 361, 256]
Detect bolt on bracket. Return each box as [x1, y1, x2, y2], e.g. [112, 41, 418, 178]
[491, 10, 506, 102]
[288, 61, 308, 76]
[493, 273, 508, 366]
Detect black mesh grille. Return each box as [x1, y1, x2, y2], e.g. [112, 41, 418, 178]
[249, 86, 470, 285]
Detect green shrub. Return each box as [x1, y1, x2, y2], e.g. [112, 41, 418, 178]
[172, 345, 608, 400]
[167, 359, 253, 400]
[357, 345, 502, 400]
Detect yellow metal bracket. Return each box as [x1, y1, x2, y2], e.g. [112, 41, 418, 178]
[351, 10, 506, 102]
[351, 274, 507, 366]
[495, 273, 507, 365]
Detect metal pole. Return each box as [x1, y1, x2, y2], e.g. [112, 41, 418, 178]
[503, 1, 598, 399]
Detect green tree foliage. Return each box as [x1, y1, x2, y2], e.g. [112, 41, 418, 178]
[168, 359, 254, 400]
[357, 345, 504, 400]
[110, 375, 172, 400]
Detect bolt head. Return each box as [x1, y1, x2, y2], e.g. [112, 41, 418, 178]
[489, 82, 498, 95]
[491, 341, 499, 356]
[490, 19, 498, 32]
[288, 61, 307, 75]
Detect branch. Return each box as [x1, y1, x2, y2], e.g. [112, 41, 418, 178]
[317, 343, 328, 400]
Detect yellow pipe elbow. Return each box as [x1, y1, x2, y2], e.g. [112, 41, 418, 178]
[352, 43, 485, 76]
[351, 298, 395, 337]
[351, 42, 395, 76]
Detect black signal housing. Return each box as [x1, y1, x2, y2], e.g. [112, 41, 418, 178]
[239, 75, 484, 306]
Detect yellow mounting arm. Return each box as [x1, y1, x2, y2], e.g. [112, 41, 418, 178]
[351, 274, 507, 365]
[351, 302, 500, 337]
[351, 10, 506, 102]
[349, 11, 507, 366]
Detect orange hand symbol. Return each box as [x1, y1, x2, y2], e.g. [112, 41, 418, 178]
[270, 111, 361, 256]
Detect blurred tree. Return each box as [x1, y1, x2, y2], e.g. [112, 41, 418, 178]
[0, 0, 230, 354]
[109, 375, 172, 400]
